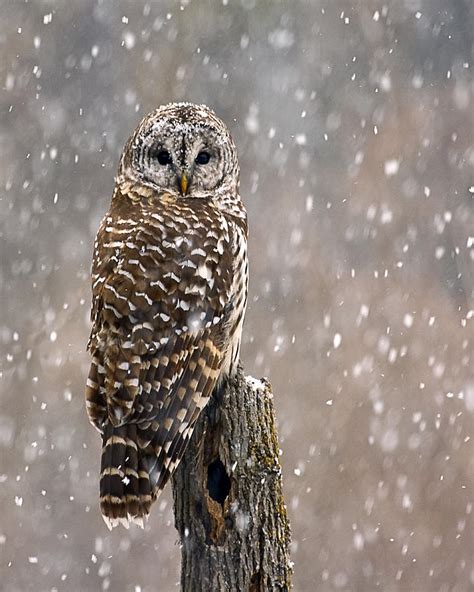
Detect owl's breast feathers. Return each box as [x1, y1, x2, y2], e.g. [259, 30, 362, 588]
[86, 188, 248, 431]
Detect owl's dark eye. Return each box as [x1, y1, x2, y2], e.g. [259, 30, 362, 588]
[156, 150, 173, 165]
[195, 151, 211, 165]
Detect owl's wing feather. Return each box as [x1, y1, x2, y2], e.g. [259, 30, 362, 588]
[98, 327, 223, 523]
[139, 329, 222, 497]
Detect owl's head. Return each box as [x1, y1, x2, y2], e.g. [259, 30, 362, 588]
[119, 103, 239, 199]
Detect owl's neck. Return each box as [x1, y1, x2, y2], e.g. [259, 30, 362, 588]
[112, 175, 246, 221]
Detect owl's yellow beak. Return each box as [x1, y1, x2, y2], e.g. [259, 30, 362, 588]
[179, 173, 188, 195]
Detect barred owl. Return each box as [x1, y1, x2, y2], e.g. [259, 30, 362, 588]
[85, 103, 248, 529]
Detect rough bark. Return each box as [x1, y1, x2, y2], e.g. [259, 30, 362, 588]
[172, 366, 292, 591]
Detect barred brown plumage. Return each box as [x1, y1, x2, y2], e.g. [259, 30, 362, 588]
[85, 103, 248, 529]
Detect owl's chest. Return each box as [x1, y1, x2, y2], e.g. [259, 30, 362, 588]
[96, 213, 235, 327]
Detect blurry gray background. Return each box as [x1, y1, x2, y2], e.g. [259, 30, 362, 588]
[1, 1, 473, 590]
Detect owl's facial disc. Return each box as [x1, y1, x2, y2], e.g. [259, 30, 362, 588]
[134, 120, 232, 198]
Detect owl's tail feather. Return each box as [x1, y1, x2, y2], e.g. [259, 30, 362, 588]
[99, 423, 153, 530]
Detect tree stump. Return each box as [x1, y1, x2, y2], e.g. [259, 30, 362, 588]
[172, 366, 292, 591]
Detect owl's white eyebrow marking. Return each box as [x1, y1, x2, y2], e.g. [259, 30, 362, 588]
[180, 133, 186, 167]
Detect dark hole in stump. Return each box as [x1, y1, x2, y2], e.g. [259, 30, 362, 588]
[250, 571, 262, 592]
[207, 458, 231, 505]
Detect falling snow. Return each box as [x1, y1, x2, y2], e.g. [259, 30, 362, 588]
[384, 158, 400, 177]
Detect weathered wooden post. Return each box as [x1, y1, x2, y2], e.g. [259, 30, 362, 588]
[172, 366, 292, 591]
